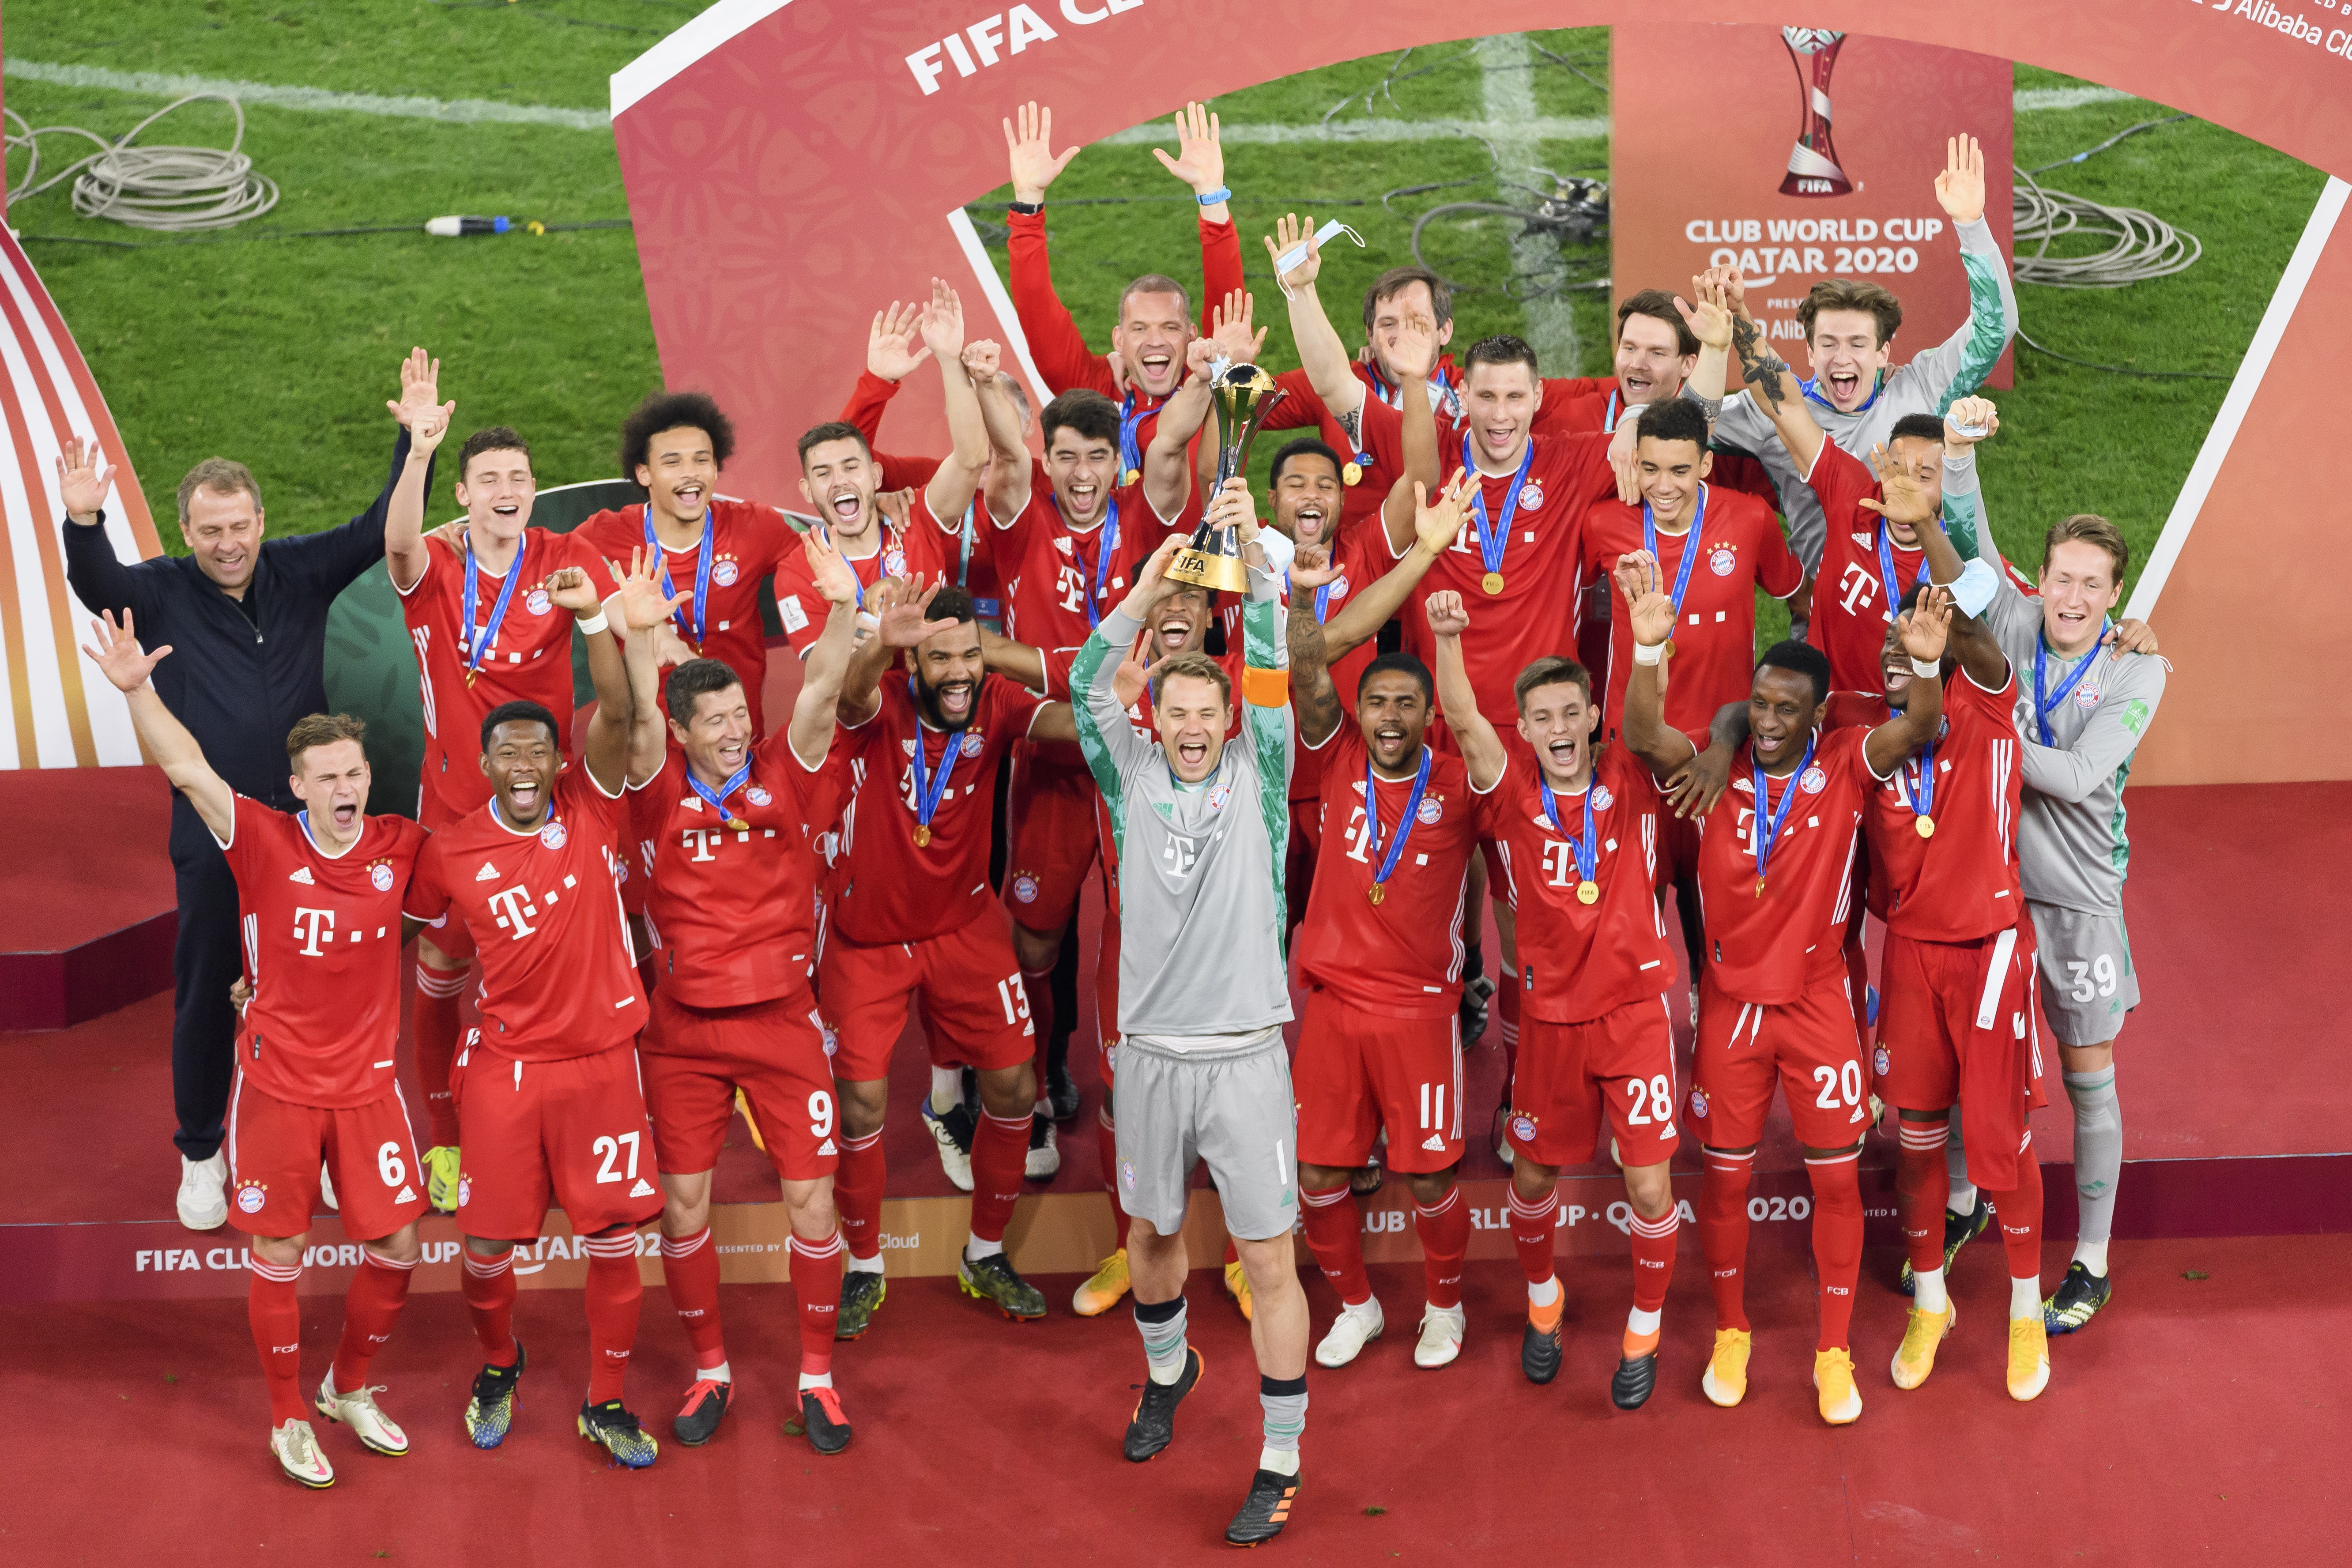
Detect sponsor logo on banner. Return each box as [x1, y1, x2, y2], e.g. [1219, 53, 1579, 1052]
[902, 5, 1152, 98]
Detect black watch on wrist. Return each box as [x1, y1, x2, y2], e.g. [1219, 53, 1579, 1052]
[1007, 200, 1043, 216]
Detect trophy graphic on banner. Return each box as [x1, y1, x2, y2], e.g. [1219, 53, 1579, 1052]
[1778, 28, 1854, 197]
[1166, 362, 1287, 593]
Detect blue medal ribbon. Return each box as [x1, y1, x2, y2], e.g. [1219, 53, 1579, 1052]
[905, 676, 961, 837]
[685, 759, 755, 828]
[644, 504, 712, 647]
[1903, 732, 1937, 825]
[1280, 560, 1336, 624]
[1083, 498, 1120, 630]
[1117, 392, 1149, 480]
[1537, 773, 1599, 889]
[1874, 521, 1928, 624]
[956, 501, 1002, 620]
[1462, 433, 1534, 584]
[1363, 745, 1432, 896]
[1602, 388, 1621, 434]
[1750, 732, 1816, 893]
[2032, 630, 2107, 746]
[1642, 483, 1707, 629]
[1798, 369, 1886, 415]
[461, 529, 527, 676]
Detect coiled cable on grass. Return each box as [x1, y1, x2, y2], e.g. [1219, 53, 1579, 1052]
[8, 94, 279, 231]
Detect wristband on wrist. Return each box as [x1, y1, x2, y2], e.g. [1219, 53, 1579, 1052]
[1909, 655, 1940, 678]
[576, 608, 609, 636]
[1007, 199, 1043, 215]
[1632, 641, 1665, 667]
[1196, 186, 1231, 207]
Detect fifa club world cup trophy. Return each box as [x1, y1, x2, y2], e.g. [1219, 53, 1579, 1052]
[1779, 28, 1854, 197]
[1167, 362, 1287, 592]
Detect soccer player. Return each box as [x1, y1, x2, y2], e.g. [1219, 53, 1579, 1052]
[616, 530, 867, 1453]
[386, 395, 607, 1213]
[821, 579, 1082, 1329]
[1003, 100, 1243, 459]
[1072, 498, 1308, 1548]
[1286, 613, 1481, 1373]
[400, 547, 666, 1468]
[1424, 599, 1686, 1409]
[1616, 554, 1952, 1426]
[1943, 399, 2165, 1337]
[1710, 136, 2018, 572]
[86, 617, 428, 1488]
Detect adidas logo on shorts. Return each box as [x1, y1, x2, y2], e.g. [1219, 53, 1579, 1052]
[629, 1178, 656, 1198]
[1421, 1133, 1445, 1152]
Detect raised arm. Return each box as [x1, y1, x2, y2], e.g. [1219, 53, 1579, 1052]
[1723, 267, 1827, 479]
[1285, 568, 1342, 750]
[1862, 590, 1952, 777]
[1143, 338, 1221, 522]
[1318, 470, 1470, 660]
[1265, 215, 1366, 429]
[1614, 553, 1700, 779]
[81, 611, 234, 841]
[543, 567, 630, 793]
[1918, 136, 2018, 409]
[1427, 592, 1505, 790]
[1378, 316, 1445, 553]
[1000, 102, 1106, 396]
[788, 530, 868, 769]
[384, 348, 456, 594]
[918, 280, 992, 528]
[1863, 418, 2007, 691]
[57, 434, 151, 621]
[1152, 102, 1234, 250]
[839, 576, 963, 727]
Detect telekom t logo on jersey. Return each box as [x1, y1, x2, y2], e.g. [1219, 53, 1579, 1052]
[487, 886, 540, 939]
[1540, 840, 1581, 887]
[1836, 561, 1881, 617]
[291, 907, 336, 955]
[1055, 564, 1086, 614]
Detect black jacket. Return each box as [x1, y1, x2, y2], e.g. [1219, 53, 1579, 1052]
[63, 430, 426, 851]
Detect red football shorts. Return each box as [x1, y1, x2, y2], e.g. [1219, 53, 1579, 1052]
[449, 1035, 662, 1240]
[416, 783, 482, 962]
[1689, 968, 1873, 1150]
[1001, 752, 1098, 933]
[1293, 989, 1464, 1173]
[1877, 922, 2047, 1181]
[641, 989, 841, 1182]
[225, 1073, 429, 1242]
[1504, 995, 1681, 1169]
[819, 907, 1036, 1083]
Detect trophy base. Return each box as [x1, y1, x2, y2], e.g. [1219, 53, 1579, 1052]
[1165, 547, 1252, 594]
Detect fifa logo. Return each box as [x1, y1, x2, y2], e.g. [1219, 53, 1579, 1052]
[1779, 28, 1853, 197]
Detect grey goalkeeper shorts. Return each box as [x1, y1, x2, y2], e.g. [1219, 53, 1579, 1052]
[2027, 900, 2138, 1046]
[1112, 1026, 1298, 1242]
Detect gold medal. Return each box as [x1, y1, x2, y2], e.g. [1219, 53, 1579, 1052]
[1755, 875, 1767, 898]
[1481, 571, 1505, 595]
[914, 825, 931, 848]
[1368, 882, 1386, 906]
[1576, 880, 1599, 905]
[1915, 816, 1936, 839]
[727, 817, 750, 831]
[1122, 467, 1141, 487]
[1662, 639, 1676, 660]
[1343, 461, 1363, 486]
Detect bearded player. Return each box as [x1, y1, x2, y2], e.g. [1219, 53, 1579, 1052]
[87, 617, 427, 1488]
[1072, 499, 1309, 1548]
[385, 371, 607, 1212]
[615, 530, 867, 1453]
[1617, 553, 1951, 1426]
[401, 556, 666, 1467]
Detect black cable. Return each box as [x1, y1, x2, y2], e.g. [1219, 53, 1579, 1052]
[2013, 326, 2231, 381]
[2022, 113, 2192, 177]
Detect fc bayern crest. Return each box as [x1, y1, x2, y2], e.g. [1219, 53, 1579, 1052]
[712, 558, 739, 587]
[236, 1183, 266, 1214]
[456, 1176, 472, 1208]
[884, 549, 906, 577]
[1120, 1159, 1137, 1192]
[1874, 1043, 1892, 1075]
[539, 821, 568, 850]
[1517, 482, 1544, 510]
[1416, 798, 1443, 825]
[526, 588, 553, 615]
[1800, 766, 1828, 794]
[1591, 784, 1614, 810]
[1207, 782, 1232, 810]
[1508, 1113, 1538, 1144]
[960, 731, 985, 758]
[370, 863, 396, 892]
[2073, 682, 2103, 710]
[746, 785, 772, 806]
[1709, 547, 1737, 576]
[1689, 1087, 1711, 1118]
[1330, 574, 1350, 597]
[1012, 874, 1040, 904]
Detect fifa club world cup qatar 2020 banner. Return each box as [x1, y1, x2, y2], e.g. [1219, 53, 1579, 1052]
[1611, 24, 2015, 391]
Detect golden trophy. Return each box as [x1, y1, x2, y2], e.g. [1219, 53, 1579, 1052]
[1778, 28, 1854, 197]
[1167, 362, 1287, 593]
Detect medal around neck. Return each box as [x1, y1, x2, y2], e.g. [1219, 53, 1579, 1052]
[1168, 363, 1286, 594]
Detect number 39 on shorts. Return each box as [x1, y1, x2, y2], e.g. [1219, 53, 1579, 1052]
[2067, 954, 2119, 1003]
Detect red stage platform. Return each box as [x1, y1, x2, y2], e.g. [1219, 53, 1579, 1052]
[0, 765, 176, 1030]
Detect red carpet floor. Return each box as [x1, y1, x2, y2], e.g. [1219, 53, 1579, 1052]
[0, 1237, 2341, 1565]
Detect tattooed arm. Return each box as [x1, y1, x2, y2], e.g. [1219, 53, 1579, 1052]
[1719, 268, 1828, 478]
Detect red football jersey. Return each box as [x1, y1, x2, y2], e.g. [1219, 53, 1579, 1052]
[1828, 667, 2022, 942]
[1473, 743, 1677, 1024]
[772, 514, 946, 658]
[1802, 442, 1931, 694]
[403, 767, 645, 1060]
[1693, 725, 1883, 1005]
[827, 673, 1045, 945]
[573, 500, 797, 735]
[1583, 484, 1804, 733]
[628, 734, 842, 1013]
[398, 526, 602, 817]
[992, 482, 1183, 654]
[218, 798, 426, 1108]
[1359, 426, 1616, 724]
[1293, 730, 1478, 1017]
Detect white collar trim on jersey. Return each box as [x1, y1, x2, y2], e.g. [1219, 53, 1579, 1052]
[296, 809, 364, 860]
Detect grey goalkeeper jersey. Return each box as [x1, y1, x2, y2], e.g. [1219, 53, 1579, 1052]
[1941, 449, 2166, 917]
[1715, 215, 2018, 571]
[1073, 570, 1294, 1041]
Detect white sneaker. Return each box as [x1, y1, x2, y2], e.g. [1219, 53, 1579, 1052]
[320, 1162, 339, 1213]
[177, 1151, 228, 1230]
[1313, 1298, 1385, 1368]
[1024, 1116, 1060, 1180]
[317, 1372, 408, 1456]
[270, 1418, 335, 1488]
[1413, 1303, 1466, 1369]
[920, 1099, 974, 1192]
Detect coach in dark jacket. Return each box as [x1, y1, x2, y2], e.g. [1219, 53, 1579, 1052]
[60, 401, 433, 1229]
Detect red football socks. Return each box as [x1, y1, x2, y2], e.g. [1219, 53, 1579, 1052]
[1805, 1150, 1864, 1352]
[1097, 1114, 1131, 1250]
[247, 1254, 305, 1424]
[1415, 1187, 1470, 1309]
[1897, 1119, 1952, 1278]
[1507, 1185, 1560, 1286]
[1987, 1143, 2046, 1282]
[1496, 983, 1522, 1089]
[1298, 1184, 1371, 1306]
[332, 1249, 415, 1392]
[789, 1230, 844, 1376]
[1698, 1149, 1755, 1332]
[659, 1226, 726, 1369]
[412, 959, 468, 1148]
[834, 1128, 885, 1262]
[1628, 1203, 1680, 1315]
[581, 1232, 643, 1405]
[460, 1247, 518, 1366]
[1020, 962, 1055, 1091]
[969, 1110, 1029, 1244]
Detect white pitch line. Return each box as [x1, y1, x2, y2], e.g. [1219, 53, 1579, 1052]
[1103, 114, 1609, 147]
[1, 58, 610, 130]
[1478, 34, 1580, 375]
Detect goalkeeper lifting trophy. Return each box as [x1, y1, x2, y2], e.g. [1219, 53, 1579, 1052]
[1167, 361, 1287, 592]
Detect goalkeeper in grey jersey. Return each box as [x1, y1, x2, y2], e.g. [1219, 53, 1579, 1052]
[1071, 482, 1308, 1549]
